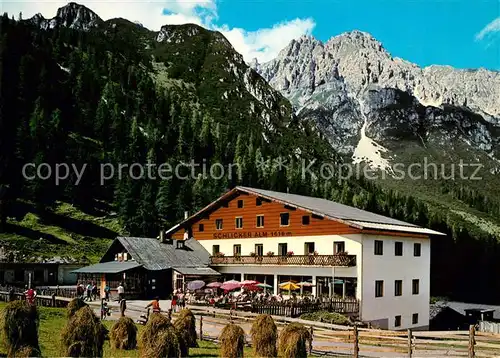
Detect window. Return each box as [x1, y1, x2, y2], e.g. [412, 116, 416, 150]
[414, 243, 421, 257]
[212, 245, 220, 255]
[374, 240, 383, 255]
[280, 213, 290, 226]
[395, 242, 403, 256]
[395, 315, 401, 327]
[198, 224, 204, 232]
[334, 241, 345, 254]
[394, 280, 402, 296]
[256, 198, 262, 206]
[305, 242, 315, 255]
[302, 215, 310, 225]
[375, 280, 384, 297]
[233, 244, 241, 256]
[278, 243, 287, 256]
[255, 244, 263, 256]
[215, 219, 223, 230]
[237, 200, 244, 208]
[412, 313, 419, 325]
[256, 215, 265, 228]
[235, 217, 243, 229]
[412, 279, 420, 295]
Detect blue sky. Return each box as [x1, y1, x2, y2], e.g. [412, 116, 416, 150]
[6, 0, 500, 69]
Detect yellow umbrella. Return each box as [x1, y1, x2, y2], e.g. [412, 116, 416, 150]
[279, 281, 299, 291]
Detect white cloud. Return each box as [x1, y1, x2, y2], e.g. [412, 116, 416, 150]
[2, 0, 314, 63]
[475, 17, 500, 41]
[216, 18, 316, 63]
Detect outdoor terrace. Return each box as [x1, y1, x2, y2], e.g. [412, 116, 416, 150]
[209, 254, 356, 267]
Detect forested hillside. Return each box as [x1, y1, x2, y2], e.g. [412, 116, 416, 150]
[0, 4, 499, 302]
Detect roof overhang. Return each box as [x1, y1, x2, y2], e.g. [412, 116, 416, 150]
[72, 261, 142, 274]
[173, 267, 221, 276]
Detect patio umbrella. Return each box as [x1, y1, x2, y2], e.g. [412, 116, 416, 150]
[256, 283, 272, 289]
[221, 282, 241, 291]
[297, 281, 315, 287]
[187, 280, 205, 291]
[207, 282, 223, 288]
[244, 285, 262, 292]
[223, 280, 240, 285]
[279, 282, 300, 291]
[241, 280, 259, 286]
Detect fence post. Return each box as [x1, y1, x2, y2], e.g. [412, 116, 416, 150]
[309, 326, 313, 354]
[353, 325, 359, 358]
[199, 316, 203, 341]
[469, 324, 475, 358]
[51, 293, 56, 307]
[407, 329, 412, 357]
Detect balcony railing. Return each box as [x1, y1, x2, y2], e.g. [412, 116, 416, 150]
[209, 254, 356, 267]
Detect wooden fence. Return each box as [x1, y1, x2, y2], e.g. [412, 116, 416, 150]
[0, 291, 71, 308]
[187, 307, 500, 358]
[251, 298, 359, 318]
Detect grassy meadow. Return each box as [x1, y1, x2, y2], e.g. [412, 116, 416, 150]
[0, 303, 254, 357]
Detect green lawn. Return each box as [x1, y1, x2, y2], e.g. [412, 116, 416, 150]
[0, 303, 253, 357]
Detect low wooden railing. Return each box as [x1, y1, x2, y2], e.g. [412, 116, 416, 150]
[0, 291, 71, 307]
[210, 254, 356, 267]
[251, 298, 359, 318]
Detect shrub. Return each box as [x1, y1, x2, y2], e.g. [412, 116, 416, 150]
[173, 309, 198, 349]
[110, 316, 138, 350]
[300, 311, 350, 325]
[278, 323, 311, 358]
[61, 306, 108, 357]
[139, 313, 181, 358]
[250, 314, 277, 358]
[1, 300, 40, 357]
[67, 298, 87, 318]
[219, 323, 245, 358]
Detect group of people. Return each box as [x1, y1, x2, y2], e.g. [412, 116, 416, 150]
[76, 281, 98, 301]
[171, 289, 186, 312]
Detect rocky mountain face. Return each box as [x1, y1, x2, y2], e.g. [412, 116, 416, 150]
[28, 2, 102, 30]
[253, 32, 500, 172]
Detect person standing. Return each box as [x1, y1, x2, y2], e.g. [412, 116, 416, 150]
[85, 282, 92, 301]
[119, 298, 127, 317]
[117, 282, 125, 301]
[171, 289, 178, 312]
[104, 284, 110, 302]
[91, 282, 97, 301]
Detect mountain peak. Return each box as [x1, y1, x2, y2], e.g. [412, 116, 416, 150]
[55, 2, 102, 30]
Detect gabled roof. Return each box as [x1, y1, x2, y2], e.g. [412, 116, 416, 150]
[100, 237, 210, 271]
[166, 186, 445, 237]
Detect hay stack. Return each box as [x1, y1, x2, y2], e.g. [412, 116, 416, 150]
[67, 298, 87, 318]
[1, 300, 40, 357]
[110, 317, 138, 350]
[139, 313, 181, 358]
[219, 323, 245, 358]
[277, 323, 311, 358]
[12, 345, 41, 358]
[250, 314, 277, 357]
[173, 309, 198, 349]
[61, 305, 108, 357]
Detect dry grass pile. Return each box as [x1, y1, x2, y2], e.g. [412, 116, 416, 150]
[173, 309, 198, 349]
[67, 298, 87, 318]
[61, 305, 108, 357]
[1, 300, 40, 357]
[250, 314, 277, 358]
[139, 313, 181, 358]
[110, 317, 138, 350]
[13, 345, 41, 358]
[219, 323, 245, 358]
[277, 322, 312, 358]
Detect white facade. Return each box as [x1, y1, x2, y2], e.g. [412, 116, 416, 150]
[200, 232, 430, 330]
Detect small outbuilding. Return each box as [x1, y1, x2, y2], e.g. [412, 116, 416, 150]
[73, 235, 220, 299]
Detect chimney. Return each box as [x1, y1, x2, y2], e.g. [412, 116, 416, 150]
[183, 231, 189, 240]
[184, 211, 189, 219]
[159, 230, 165, 243]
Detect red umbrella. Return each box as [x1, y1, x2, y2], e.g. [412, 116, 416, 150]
[207, 282, 223, 288]
[241, 280, 259, 286]
[221, 282, 241, 291]
[244, 285, 262, 292]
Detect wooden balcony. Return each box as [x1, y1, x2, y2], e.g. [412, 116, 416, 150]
[209, 254, 356, 267]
